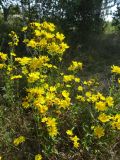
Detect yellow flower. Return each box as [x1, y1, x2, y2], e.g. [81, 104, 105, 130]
[56, 32, 65, 41]
[66, 84, 71, 88]
[42, 117, 58, 137]
[47, 42, 60, 55]
[10, 75, 22, 80]
[59, 98, 71, 109]
[85, 91, 92, 97]
[68, 61, 82, 71]
[78, 86, 83, 91]
[93, 126, 105, 138]
[48, 126, 58, 137]
[35, 154, 42, 160]
[27, 39, 37, 48]
[74, 77, 80, 83]
[59, 42, 69, 53]
[15, 57, 31, 65]
[13, 136, 25, 146]
[62, 90, 70, 98]
[63, 75, 74, 82]
[111, 114, 120, 130]
[90, 94, 98, 103]
[22, 101, 29, 109]
[83, 81, 87, 85]
[114, 114, 120, 120]
[111, 65, 120, 74]
[0, 52, 7, 61]
[97, 92, 105, 101]
[118, 78, 120, 84]
[0, 64, 6, 69]
[0, 156, 2, 160]
[34, 30, 41, 36]
[70, 135, 80, 148]
[10, 52, 16, 57]
[35, 103, 48, 114]
[49, 86, 56, 92]
[28, 72, 40, 83]
[38, 38, 47, 49]
[95, 101, 107, 111]
[9, 31, 19, 46]
[111, 121, 120, 130]
[42, 21, 55, 32]
[98, 113, 111, 123]
[106, 96, 114, 107]
[76, 95, 85, 102]
[46, 117, 57, 127]
[41, 117, 48, 122]
[45, 32, 54, 39]
[73, 141, 80, 148]
[66, 130, 73, 136]
[22, 26, 28, 32]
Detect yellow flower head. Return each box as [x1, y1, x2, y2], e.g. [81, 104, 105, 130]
[63, 75, 75, 82]
[78, 86, 83, 91]
[13, 136, 25, 146]
[35, 154, 42, 160]
[22, 26, 28, 32]
[28, 72, 40, 83]
[0, 52, 7, 61]
[70, 135, 80, 148]
[98, 113, 111, 123]
[93, 126, 105, 138]
[95, 101, 107, 111]
[56, 32, 65, 41]
[111, 65, 120, 74]
[106, 96, 114, 107]
[66, 130, 73, 136]
[62, 90, 70, 98]
[8, 31, 19, 46]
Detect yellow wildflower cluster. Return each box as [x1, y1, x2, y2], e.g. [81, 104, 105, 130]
[0, 21, 119, 158]
[13, 136, 25, 146]
[93, 126, 105, 138]
[63, 74, 80, 83]
[83, 79, 97, 86]
[68, 61, 82, 71]
[76, 85, 114, 111]
[0, 52, 7, 69]
[8, 31, 19, 47]
[111, 114, 120, 130]
[22, 22, 69, 56]
[15, 57, 32, 66]
[42, 117, 58, 137]
[95, 96, 114, 111]
[28, 72, 40, 83]
[66, 130, 80, 148]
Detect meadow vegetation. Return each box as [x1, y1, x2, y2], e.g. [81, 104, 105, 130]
[0, 21, 120, 160]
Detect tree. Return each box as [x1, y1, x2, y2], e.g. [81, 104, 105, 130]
[112, 3, 120, 31]
[0, 0, 19, 21]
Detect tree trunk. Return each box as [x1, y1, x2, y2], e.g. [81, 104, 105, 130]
[3, 7, 9, 21]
